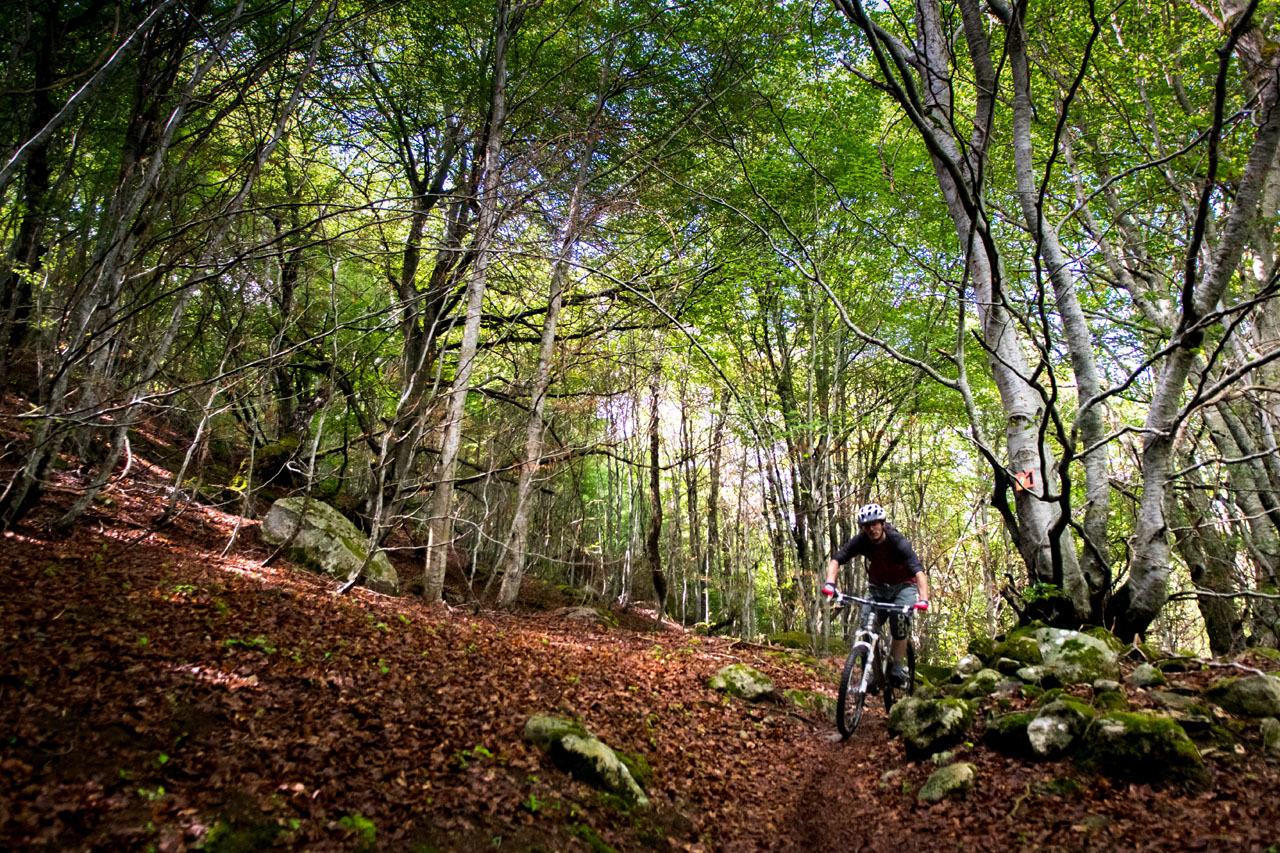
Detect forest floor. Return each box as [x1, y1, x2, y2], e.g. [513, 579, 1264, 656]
[3, 429, 1280, 851]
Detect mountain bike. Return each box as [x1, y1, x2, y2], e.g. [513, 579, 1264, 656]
[829, 591, 925, 739]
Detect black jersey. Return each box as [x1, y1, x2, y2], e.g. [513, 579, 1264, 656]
[831, 524, 924, 585]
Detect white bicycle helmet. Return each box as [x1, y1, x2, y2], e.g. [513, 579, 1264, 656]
[857, 503, 887, 525]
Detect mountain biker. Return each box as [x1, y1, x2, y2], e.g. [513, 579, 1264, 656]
[822, 503, 928, 689]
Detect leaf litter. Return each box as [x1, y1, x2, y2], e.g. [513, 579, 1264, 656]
[2, 472, 1280, 851]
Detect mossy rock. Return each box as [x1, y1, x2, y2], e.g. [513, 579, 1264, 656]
[917, 762, 978, 803]
[1080, 711, 1208, 786]
[1034, 688, 1067, 707]
[524, 716, 648, 808]
[1148, 690, 1210, 716]
[1022, 684, 1045, 701]
[993, 634, 1043, 666]
[1006, 620, 1049, 636]
[558, 606, 618, 629]
[784, 688, 837, 723]
[913, 682, 944, 701]
[953, 655, 984, 680]
[958, 668, 1003, 699]
[260, 497, 399, 594]
[995, 657, 1024, 676]
[615, 750, 654, 789]
[1261, 717, 1280, 755]
[550, 735, 649, 808]
[709, 664, 776, 701]
[1205, 675, 1280, 717]
[769, 631, 813, 650]
[1155, 657, 1197, 673]
[1094, 690, 1129, 712]
[1082, 627, 1126, 654]
[984, 710, 1036, 757]
[917, 663, 953, 684]
[1054, 696, 1096, 718]
[523, 714, 592, 751]
[1128, 663, 1167, 688]
[1016, 666, 1062, 689]
[967, 635, 997, 664]
[249, 435, 301, 483]
[1028, 699, 1095, 758]
[1030, 627, 1121, 683]
[1197, 723, 1241, 753]
[887, 697, 977, 760]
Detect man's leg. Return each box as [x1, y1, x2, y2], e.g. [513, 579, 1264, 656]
[889, 585, 917, 686]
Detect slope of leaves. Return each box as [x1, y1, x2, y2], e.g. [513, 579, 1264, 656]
[3, 453, 1280, 851]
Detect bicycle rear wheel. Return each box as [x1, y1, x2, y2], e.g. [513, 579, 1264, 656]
[905, 641, 917, 696]
[836, 646, 870, 739]
[881, 639, 897, 712]
[884, 640, 918, 711]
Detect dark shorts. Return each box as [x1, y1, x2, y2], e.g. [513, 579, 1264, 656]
[865, 582, 917, 640]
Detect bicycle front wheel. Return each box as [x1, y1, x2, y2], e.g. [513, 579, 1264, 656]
[836, 646, 870, 739]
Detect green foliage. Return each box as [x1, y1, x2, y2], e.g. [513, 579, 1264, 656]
[337, 814, 377, 850]
[221, 637, 277, 654]
[569, 823, 616, 853]
[199, 819, 282, 853]
[615, 751, 653, 790]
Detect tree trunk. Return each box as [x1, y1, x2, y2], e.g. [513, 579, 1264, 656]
[1008, 7, 1110, 612]
[837, 0, 1084, 617]
[646, 362, 667, 624]
[1166, 459, 1243, 656]
[1114, 72, 1280, 637]
[496, 107, 600, 607]
[424, 0, 518, 601]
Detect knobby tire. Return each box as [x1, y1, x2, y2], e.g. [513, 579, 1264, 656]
[906, 641, 917, 696]
[881, 639, 896, 712]
[837, 646, 870, 739]
[883, 639, 917, 712]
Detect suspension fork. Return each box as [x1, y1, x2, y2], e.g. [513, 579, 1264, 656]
[852, 631, 876, 692]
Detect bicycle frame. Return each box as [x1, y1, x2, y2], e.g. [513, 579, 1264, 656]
[830, 592, 918, 738]
[835, 594, 910, 690]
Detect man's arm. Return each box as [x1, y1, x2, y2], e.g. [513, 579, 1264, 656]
[825, 558, 840, 588]
[892, 530, 928, 606]
[915, 569, 928, 604]
[825, 535, 862, 590]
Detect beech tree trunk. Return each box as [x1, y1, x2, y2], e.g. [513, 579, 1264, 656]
[424, 0, 520, 601]
[646, 363, 668, 623]
[1113, 76, 1280, 637]
[496, 107, 601, 608]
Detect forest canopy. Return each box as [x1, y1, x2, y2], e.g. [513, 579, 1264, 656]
[4, 0, 1280, 660]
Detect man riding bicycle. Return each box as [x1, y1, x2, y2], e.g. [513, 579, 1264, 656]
[822, 503, 928, 689]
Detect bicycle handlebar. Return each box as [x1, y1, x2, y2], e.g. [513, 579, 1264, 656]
[829, 591, 924, 615]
